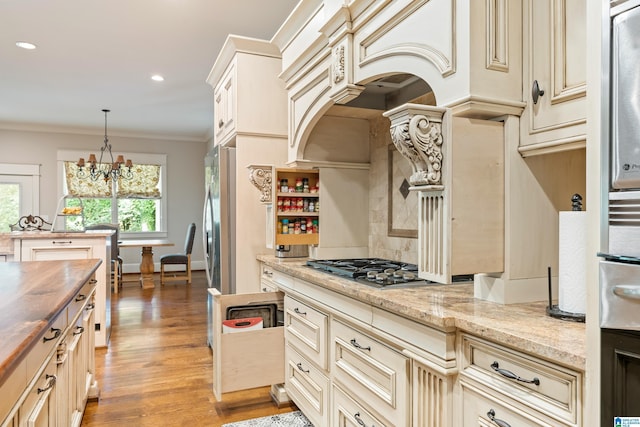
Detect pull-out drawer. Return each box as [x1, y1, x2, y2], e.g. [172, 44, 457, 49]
[26, 312, 67, 387]
[285, 345, 329, 427]
[460, 381, 557, 427]
[332, 384, 391, 427]
[67, 278, 96, 326]
[460, 333, 581, 425]
[284, 295, 328, 370]
[209, 288, 284, 401]
[331, 319, 409, 427]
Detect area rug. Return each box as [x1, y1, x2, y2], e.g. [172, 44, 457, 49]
[221, 410, 313, 427]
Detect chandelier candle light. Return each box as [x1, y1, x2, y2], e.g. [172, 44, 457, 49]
[77, 109, 133, 182]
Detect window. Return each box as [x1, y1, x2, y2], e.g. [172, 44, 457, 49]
[0, 164, 40, 232]
[57, 150, 167, 237]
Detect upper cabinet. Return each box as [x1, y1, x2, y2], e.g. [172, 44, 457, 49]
[207, 35, 288, 147]
[520, 0, 587, 156]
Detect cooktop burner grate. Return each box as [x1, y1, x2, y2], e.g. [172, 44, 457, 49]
[306, 258, 428, 288]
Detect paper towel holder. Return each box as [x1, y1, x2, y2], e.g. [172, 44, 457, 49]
[546, 266, 586, 322]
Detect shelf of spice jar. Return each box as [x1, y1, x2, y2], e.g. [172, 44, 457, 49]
[277, 211, 319, 216]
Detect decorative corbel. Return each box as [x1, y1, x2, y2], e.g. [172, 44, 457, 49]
[247, 165, 273, 204]
[383, 104, 446, 187]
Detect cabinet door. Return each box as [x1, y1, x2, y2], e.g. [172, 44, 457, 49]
[332, 384, 391, 427]
[521, 0, 586, 149]
[209, 288, 284, 401]
[285, 345, 329, 427]
[214, 64, 235, 145]
[460, 381, 556, 427]
[331, 319, 409, 427]
[20, 357, 57, 427]
[66, 317, 85, 427]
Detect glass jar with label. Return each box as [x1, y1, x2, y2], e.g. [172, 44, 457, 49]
[295, 177, 303, 192]
[294, 218, 301, 234]
[280, 179, 288, 193]
[306, 218, 313, 233]
[281, 219, 289, 234]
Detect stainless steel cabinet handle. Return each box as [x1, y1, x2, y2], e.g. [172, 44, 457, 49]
[294, 307, 307, 316]
[487, 409, 511, 427]
[296, 362, 309, 373]
[531, 80, 545, 104]
[43, 328, 62, 342]
[490, 361, 540, 385]
[350, 338, 371, 352]
[613, 285, 640, 300]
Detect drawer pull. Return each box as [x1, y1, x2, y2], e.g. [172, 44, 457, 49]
[350, 339, 371, 352]
[262, 287, 268, 292]
[90, 279, 98, 284]
[296, 362, 309, 373]
[43, 328, 62, 342]
[75, 294, 86, 302]
[73, 326, 85, 336]
[52, 240, 72, 244]
[353, 412, 368, 427]
[487, 409, 511, 427]
[37, 375, 57, 394]
[294, 307, 307, 316]
[86, 303, 95, 310]
[263, 269, 273, 277]
[490, 361, 540, 385]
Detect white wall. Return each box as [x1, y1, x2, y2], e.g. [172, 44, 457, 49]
[0, 128, 208, 272]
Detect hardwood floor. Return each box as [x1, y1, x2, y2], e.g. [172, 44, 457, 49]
[81, 271, 296, 427]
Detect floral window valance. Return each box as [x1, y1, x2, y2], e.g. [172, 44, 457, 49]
[64, 161, 161, 199]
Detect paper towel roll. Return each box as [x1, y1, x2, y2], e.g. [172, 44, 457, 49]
[558, 211, 587, 314]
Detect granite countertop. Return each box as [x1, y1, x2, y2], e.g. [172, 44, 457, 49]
[257, 255, 586, 371]
[0, 259, 102, 386]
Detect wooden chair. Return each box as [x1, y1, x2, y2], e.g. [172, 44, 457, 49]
[85, 223, 123, 294]
[160, 223, 196, 285]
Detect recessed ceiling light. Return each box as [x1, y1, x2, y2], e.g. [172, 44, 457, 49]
[151, 75, 164, 82]
[16, 41, 37, 50]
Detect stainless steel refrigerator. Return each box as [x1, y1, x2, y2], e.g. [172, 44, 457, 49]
[204, 145, 236, 346]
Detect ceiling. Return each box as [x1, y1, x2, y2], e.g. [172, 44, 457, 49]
[0, 0, 298, 142]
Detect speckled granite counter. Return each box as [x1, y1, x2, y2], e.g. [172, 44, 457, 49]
[0, 259, 101, 386]
[257, 255, 586, 371]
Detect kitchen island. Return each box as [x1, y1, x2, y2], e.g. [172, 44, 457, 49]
[0, 259, 100, 426]
[255, 254, 585, 427]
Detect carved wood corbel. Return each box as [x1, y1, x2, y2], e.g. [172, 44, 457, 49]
[247, 165, 273, 204]
[383, 104, 447, 187]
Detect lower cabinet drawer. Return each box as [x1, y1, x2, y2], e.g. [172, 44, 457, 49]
[460, 381, 558, 427]
[209, 289, 285, 401]
[285, 295, 328, 370]
[332, 384, 391, 427]
[26, 313, 66, 386]
[284, 345, 329, 427]
[331, 319, 409, 427]
[460, 333, 580, 425]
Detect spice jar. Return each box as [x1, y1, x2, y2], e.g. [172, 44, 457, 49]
[306, 218, 313, 233]
[295, 177, 303, 192]
[281, 219, 289, 234]
[294, 218, 301, 234]
[296, 198, 304, 212]
[283, 198, 291, 211]
[312, 219, 319, 234]
[303, 178, 309, 193]
[308, 200, 314, 212]
[280, 179, 288, 193]
[300, 219, 306, 233]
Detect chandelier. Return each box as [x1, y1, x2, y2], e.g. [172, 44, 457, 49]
[77, 109, 133, 182]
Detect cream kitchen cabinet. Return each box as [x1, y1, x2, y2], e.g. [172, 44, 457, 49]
[520, 0, 587, 155]
[13, 233, 111, 348]
[458, 333, 582, 426]
[208, 288, 285, 401]
[207, 35, 288, 147]
[1, 265, 97, 427]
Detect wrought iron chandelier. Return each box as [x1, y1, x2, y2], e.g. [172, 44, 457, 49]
[76, 109, 133, 182]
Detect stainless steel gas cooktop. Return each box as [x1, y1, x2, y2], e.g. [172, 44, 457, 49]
[306, 258, 432, 289]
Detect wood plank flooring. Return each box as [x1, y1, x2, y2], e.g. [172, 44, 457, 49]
[81, 271, 296, 426]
